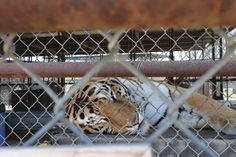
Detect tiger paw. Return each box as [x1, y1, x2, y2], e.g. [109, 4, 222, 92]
[220, 115, 236, 135]
[210, 110, 236, 135]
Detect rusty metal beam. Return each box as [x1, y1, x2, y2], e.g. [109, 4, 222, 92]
[0, 61, 236, 78]
[0, 0, 235, 33]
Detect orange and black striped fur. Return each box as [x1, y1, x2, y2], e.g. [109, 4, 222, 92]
[65, 77, 236, 135]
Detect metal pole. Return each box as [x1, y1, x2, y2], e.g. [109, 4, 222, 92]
[0, 1, 236, 32]
[0, 61, 236, 78]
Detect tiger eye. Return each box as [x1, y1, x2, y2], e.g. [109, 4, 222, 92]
[80, 113, 85, 119]
[89, 108, 94, 113]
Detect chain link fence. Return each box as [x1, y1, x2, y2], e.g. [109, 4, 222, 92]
[0, 28, 236, 156]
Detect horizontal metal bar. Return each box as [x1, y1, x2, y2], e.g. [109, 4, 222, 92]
[1, 144, 152, 157]
[0, 1, 235, 33]
[0, 61, 236, 78]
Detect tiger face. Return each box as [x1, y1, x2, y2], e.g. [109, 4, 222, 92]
[71, 98, 144, 134]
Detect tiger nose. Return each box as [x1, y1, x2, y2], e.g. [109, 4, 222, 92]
[127, 112, 139, 126]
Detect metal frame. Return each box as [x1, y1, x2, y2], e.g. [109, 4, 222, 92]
[1, 28, 235, 156]
[0, 1, 236, 32]
[0, 144, 152, 157]
[1, 61, 236, 78]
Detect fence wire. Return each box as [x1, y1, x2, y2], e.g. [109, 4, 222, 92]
[0, 28, 236, 156]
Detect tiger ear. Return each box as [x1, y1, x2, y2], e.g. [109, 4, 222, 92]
[110, 85, 124, 101]
[96, 98, 106, 104]
[95, 98, 111, 109]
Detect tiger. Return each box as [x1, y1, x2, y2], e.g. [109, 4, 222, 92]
[65, 77, 236, 135]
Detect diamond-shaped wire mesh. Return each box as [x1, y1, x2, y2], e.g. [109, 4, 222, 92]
[0, 28, 236, 157]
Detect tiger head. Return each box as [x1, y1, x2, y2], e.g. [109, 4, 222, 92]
[70, 98, 144, 135]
